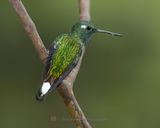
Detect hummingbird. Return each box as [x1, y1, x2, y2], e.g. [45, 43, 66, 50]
[36, 21, 121, 101]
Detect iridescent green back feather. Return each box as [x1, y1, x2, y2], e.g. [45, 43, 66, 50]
[48, 34, 82, 79]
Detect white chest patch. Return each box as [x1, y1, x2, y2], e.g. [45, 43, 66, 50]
[81, 25, 87, 29]
[41, 82, 51, 95]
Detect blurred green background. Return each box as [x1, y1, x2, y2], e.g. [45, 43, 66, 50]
[1, 0, 160, 128]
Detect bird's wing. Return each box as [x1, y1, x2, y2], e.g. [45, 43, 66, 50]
[47, 37, 82, 92]
[50, 50, 82, 89]
[43, 34, 82, 89]
[43, 41, 57, 80]
[43, 34, 67, 80]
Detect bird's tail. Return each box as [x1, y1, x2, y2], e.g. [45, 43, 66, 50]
[36, 82, 51, 101]
[36, 89, 44, 101]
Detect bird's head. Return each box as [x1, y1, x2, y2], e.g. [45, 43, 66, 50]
[71, 21, 122, 44]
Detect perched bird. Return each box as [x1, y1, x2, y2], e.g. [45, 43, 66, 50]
[36, 21, 121, 101]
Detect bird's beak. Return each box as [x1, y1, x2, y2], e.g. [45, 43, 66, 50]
[96, 29, 122, 37]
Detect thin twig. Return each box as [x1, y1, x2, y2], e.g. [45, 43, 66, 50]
[58, 49, 92, 128]
[10, 0, 48, 63]
[9, 0, 91, 127]
[79, 0, 91, 21]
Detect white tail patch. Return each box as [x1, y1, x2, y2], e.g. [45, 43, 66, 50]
[41, 82, 51, 96]
[81, 25, 87, 29]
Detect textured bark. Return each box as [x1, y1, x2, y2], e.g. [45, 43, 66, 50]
[10, 0, 91, 127]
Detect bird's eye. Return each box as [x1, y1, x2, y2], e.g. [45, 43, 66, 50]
[86, 26, 92, 31]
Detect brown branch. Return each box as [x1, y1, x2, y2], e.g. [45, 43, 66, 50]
[79, 0, 91, 21]
[10, 0, 91, 128]
[10, 0, 48, 63]
[58, 49, 92, 128]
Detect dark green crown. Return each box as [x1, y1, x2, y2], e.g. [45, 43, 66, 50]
[71, 21, 122, 44]
[71, 21, 96, 43]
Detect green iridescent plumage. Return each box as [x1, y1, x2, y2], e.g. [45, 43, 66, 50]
[48, 34, 82, 79]
[36, 21, 122, 101]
